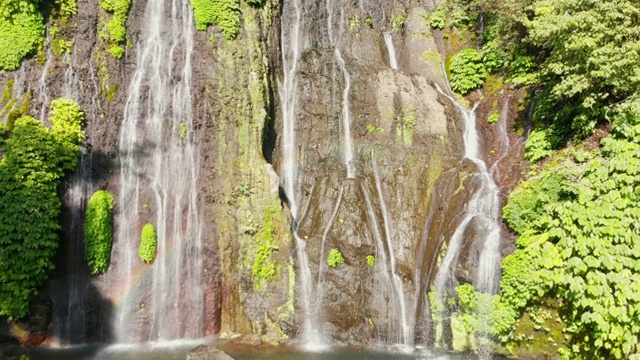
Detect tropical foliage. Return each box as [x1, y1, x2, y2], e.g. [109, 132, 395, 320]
[98, 0, 132, 58]
[84, 190, 115, 274]
[189, 0, 267, 40]
[0, 99, 84, 319]
[449, 49, 486, 95]
[138, 223, 157, 263]
[0, 0, 45, 71]
[327, 248, 344, 268]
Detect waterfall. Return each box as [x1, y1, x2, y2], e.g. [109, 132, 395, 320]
[279, 0, 325, 348]
[334, 50, 355, 178]
[327, 0, 355, 178]
[372, 151, 411, 346]
[383, 32, 398, 70]
[112, 0, 203, 342]
[433, 83, 503, 295]
[37, 39, 53, 122]
[54, 55, 98, 345]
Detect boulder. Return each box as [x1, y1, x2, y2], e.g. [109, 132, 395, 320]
[186, 345, 235, 360]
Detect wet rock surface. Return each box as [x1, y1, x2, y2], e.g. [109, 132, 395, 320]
[0, 0, 529, 350]
[187, 345, 235, 360]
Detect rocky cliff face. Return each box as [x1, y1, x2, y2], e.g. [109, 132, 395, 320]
[0, 0, 526, 349]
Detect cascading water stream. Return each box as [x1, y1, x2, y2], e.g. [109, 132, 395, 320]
[335, 50, 355, 178]
[113, 0, 203, 342]
[383, 32, 398, 70]
[433, 83, 503, 295]
[37, 37, 53, 122]
[372, 151, 411, 346]
[279, 0, 325, 349]
[327, 0, 355, 178]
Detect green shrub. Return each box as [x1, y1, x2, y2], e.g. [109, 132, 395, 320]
[108, 45, 125, 59]
[190, 0, 241, 40]
[391, 15, 405, 32]
[482, 50, 504, 74]
[99, 0, 131, 58]
[427, 10, 446, 29]
[488, 113, 500, 124]
[0, 9, 46, 71]
[449, 48, 487, 95]
[524, 128, 561, 162]
[503, 171, 566, 235]
[366, 255, 375, 266]
[327, 248, 345, 268]
[84, 190, 115, 274]
[49, 98, 85, 170]
[451, 10, 473, 30]
[496, 120, 640, 358]
[507, 54, 537, 86]
[138, 223, 157, 263]
[0, 101, 84, 318]
[365, 17, 373, 27]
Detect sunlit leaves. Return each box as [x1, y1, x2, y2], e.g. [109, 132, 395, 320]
[0, 99, 84, 319]
[449, 48, 487, 94]
[84, 190, 114, 274]
[498, 119, 640, 358]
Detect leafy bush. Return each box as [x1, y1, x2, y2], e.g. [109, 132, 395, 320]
[0, 9, 46, 71]
[366, 255, 375, 267]
[391, 15, 404, 32]
[138, 223, 157, 263]
[487, 113, 499, 124]
[50, 98, 85, 170]
[451, 10, 474, 30]
[524, 128, 562, 162]
[506, 54, 537, 86]
[503, 171, 566, 235]
[84, 190, 115, 274]
[327, 248, 344, 268]
[482, 50, 504, 74]
[496, 122, 640, 358]
[190, 0, 241, 40]
[449, 49, 486, 95]
[427, 10, 446, 29]
[0, 100, 84, 318]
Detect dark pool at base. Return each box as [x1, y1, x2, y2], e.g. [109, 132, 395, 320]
[3, 341, 479, 360]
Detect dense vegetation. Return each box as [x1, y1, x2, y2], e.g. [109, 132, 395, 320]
[98, 0, 131, 58]
[189, 0, 266, 40]
[84, 190, 115, 274]
[138, 223, 157, 263]
[0, 0, 45, 71]
[327, 248, 344, 268]
[0, 99, 84, 319]
[430, 0, 640, 358]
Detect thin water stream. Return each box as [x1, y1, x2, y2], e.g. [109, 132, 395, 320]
[383, 32, 398, 70]
[372, 151, 411, 345]
[327, 0, 355, 178]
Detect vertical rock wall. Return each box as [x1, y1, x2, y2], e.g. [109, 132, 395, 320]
[0, 0, 528, 348]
